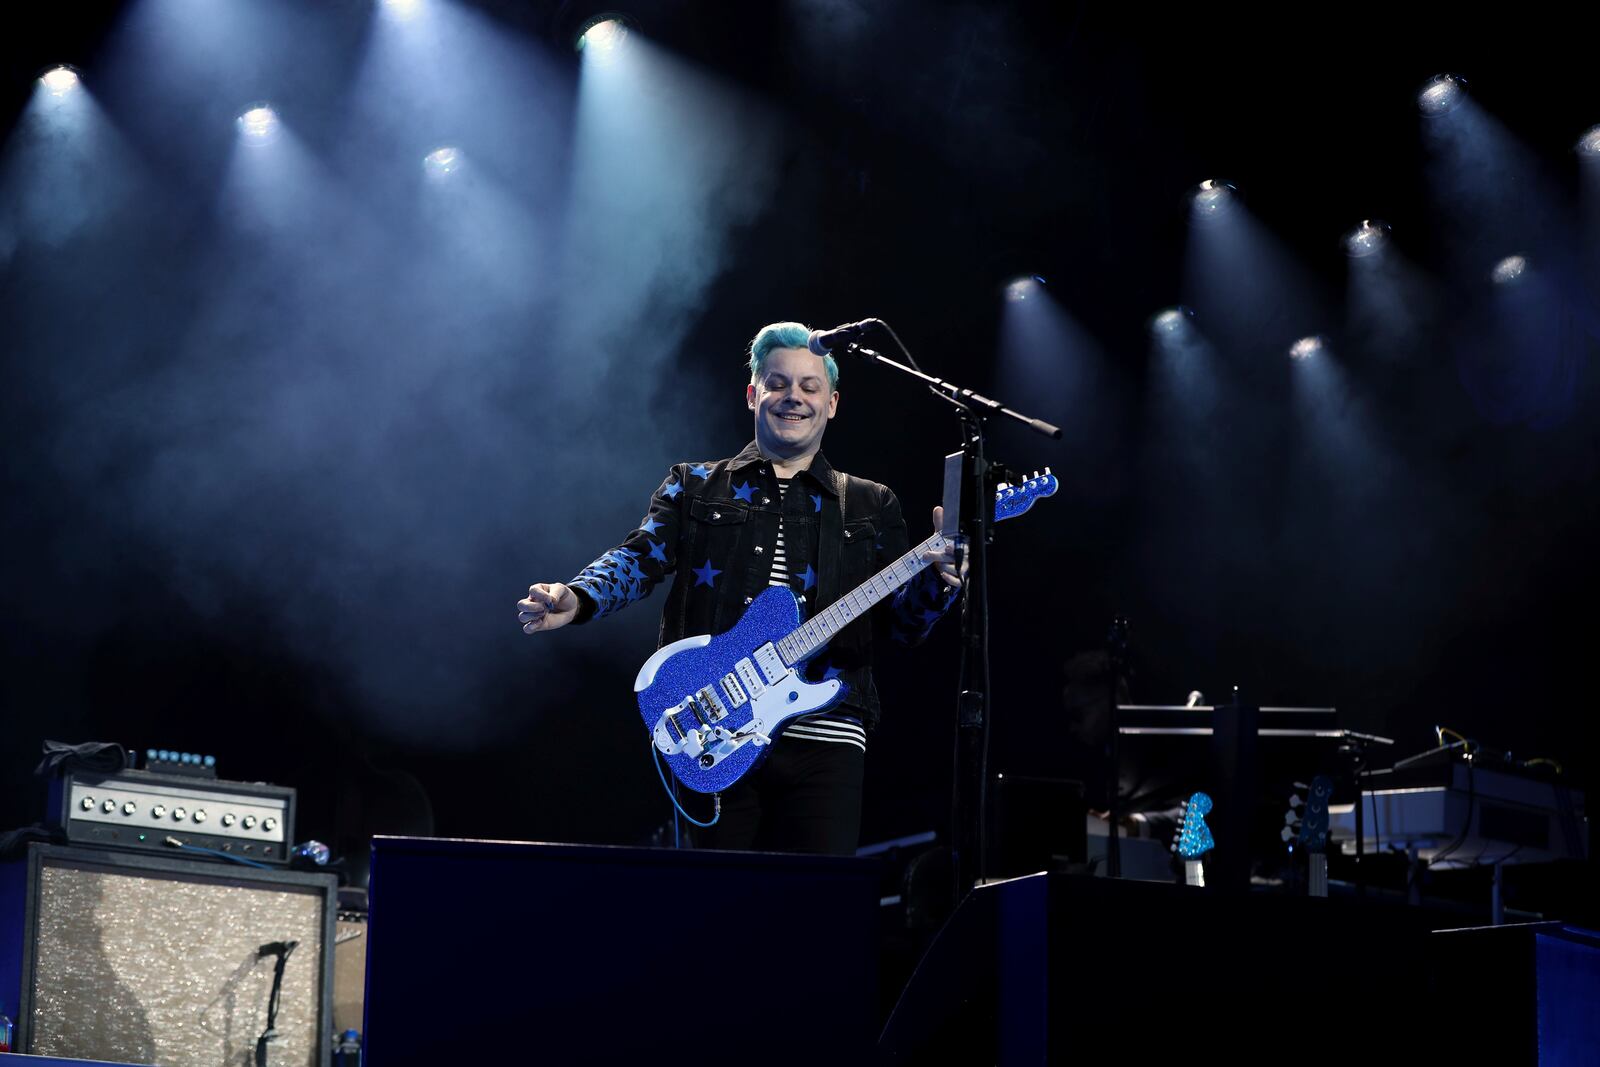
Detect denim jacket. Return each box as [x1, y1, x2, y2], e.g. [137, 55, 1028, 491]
[567, 441, 957, 726]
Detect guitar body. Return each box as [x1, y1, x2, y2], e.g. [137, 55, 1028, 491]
[634, 585, 845, 794]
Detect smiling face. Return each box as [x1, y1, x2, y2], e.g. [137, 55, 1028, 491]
[747, 346, 839, 463]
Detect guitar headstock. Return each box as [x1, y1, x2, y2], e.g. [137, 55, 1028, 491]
[1171, 791, 1215, 859]
[1281, 775, 1333, 854]
[993, 468, 1058, 523]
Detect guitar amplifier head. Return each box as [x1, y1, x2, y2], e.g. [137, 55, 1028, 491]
[47, 769, 296, 864]
[0, 844, 335, 1067]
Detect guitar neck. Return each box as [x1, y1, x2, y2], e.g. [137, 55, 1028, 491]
[776, 533, 948, 665]
[1308, 853, 1328, 898]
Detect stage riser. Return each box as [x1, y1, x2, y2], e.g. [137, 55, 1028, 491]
[882, 873, 1600, 1063]
[363, 836, 880, 1067]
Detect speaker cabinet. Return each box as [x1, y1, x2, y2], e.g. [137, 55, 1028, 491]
[0, 844, 336, 1067]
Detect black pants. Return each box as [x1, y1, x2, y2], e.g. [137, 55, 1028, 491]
[695, 739, 865, 856]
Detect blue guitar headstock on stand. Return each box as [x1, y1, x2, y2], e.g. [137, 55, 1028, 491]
[1282, 775, 1333, 854]
[1173, 791, 1215, 859]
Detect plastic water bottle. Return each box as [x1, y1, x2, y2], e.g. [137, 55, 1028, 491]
[332, 1028, 361, 1066]
[0, 1011, 14, 1053]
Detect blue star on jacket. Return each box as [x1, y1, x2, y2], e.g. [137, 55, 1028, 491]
[663, 481, 684, 499]
[640, 516, 664, 535]
[569, 548, 654, 620]
[648, 540, 669, 564]
[732, 481, 756, 502]
[689, 463, 713, 480]
[798, 563, 817, 592]
[810, 493, 822, 513]
[692, 559, 722, 587]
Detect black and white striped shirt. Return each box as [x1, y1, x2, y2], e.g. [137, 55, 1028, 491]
[771, 478, 867, 753]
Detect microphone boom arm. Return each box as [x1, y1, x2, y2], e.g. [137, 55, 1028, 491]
[838, 343, 1063, 440]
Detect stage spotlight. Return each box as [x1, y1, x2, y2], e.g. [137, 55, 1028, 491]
[424, 146, 462, 178]
[39, 65, 80, 96]
[1577, 125, 1600, 157]
[1150, 306, 1196, 339]
[1343, 219, 1391, 258]
[1190, 179, 1237, 221]
[379, 0, 423, 20]
[236, 104, 281, 145]
[1005, 276, 1044, 302]
[577, 13, 632, 54]
[1418, 74, 1466, 117]
[1491, 255, 1527, 286]
[1289, 336, 1326, 361]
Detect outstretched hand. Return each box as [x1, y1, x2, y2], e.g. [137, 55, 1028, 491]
[922, 505, 966, 589]
[518, 582, 579, 633]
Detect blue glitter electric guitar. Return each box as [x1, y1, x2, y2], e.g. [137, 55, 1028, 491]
[1170, 791, 1216, 887]
[635, 471, 1058, 794]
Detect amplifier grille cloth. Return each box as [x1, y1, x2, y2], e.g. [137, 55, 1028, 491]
[32, 864, 324, 1067]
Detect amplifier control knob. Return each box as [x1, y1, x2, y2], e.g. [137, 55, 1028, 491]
[172, 807, 187, 821]
[221, 814, 236, 828]
[81, 796, 95, 811]
[193, 810, 207, 823]
[123, 802, 138, 816]
[242, 815, 257, 830]
[102, 799, 116, 814]
[263, 817, 278, 832]
[152, 804, 167, 818]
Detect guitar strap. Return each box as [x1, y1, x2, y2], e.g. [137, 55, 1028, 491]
[813, 470, 846, 613]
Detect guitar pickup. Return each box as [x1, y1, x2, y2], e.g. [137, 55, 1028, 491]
[718, 673, 748, 708]
[753, 644, 787, 685]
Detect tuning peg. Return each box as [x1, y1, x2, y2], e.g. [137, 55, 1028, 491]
[1284, 810, 1299, 825]
[1281, 826, 1296, 842]
[1292, 781, 1309, 791]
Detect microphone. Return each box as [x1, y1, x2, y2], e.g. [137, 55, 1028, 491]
[807, 318, 881, 356]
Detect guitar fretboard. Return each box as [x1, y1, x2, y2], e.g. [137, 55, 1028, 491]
[776, 533, 948, 665]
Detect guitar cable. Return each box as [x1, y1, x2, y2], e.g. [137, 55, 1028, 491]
[652, 742, 720, 829]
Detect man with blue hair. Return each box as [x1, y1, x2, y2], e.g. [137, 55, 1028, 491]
[517, 321, 961, 855]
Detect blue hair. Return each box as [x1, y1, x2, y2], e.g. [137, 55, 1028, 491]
[747, 321, 839, 393]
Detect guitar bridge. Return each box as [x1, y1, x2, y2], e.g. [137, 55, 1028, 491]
[654, 691, 735, 758]
[695, 688, 728, 724]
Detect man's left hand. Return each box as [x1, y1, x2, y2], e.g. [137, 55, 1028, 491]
[923, 505, 967, 589]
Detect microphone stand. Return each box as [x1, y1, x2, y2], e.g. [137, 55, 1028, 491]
[836, 338, 1060, 899]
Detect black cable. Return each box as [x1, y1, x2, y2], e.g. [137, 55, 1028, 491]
[974, 415, 993, 886]
[874, 319, 926, 373]
[254, 940, 298, 1067]
[1370, 772, 1381, 858]
[1429, 757, 1476, 867]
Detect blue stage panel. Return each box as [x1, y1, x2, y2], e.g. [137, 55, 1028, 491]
[364, 836, 879, 1066]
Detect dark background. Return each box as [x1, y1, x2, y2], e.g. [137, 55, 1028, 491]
[2, 1, 1594, 912]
